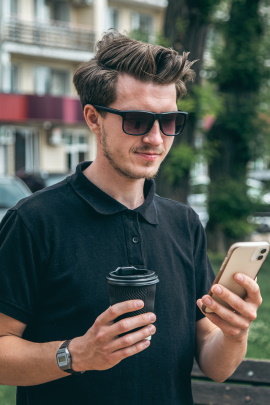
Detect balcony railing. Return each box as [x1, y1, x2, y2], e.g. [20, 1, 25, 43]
[133, 0, 167, 6]
[113, 0, 167, 8]
[1, 18, 95, 52]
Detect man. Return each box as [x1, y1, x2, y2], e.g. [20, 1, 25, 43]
[0, 30, 262, 405]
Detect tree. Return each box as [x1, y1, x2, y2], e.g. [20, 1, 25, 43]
[156, 0, 221, 202]
[206, 0, 265, 252]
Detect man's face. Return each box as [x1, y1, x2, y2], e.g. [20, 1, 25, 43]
[97, 74, 177, 180]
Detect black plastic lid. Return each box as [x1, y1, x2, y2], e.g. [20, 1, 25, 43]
[106, 266, 159, 286]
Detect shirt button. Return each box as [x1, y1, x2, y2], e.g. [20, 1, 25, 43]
[132, 237, 139, 244]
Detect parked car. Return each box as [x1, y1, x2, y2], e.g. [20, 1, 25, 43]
[0, 176, 32, 222]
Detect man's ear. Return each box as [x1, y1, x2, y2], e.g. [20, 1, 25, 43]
[84, 105, 101, 135]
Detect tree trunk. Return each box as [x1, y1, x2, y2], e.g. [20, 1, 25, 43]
[157, 0, 216, 202]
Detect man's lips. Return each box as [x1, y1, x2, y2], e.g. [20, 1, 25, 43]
[133, 149, 164, 161]
[135, 152, 161, 161]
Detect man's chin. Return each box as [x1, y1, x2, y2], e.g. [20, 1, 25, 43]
[126, 168, 159, 180]
[104, 152, 160, 180]
[133, 160, 161, 179]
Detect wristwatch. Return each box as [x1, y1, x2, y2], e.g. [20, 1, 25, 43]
[56, 339, 84, 375]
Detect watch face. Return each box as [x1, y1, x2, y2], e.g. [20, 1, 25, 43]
[57, 353, 68, 366]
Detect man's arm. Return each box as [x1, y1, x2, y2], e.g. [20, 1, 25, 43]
[0, 300, 156, 386]
[196, 272, 262, 382]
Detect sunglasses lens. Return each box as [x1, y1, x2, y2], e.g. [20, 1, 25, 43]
[123, 112, 153, 135]
[160, 113, 186, 135]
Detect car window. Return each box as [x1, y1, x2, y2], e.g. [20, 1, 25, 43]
[0, 183, 30, 208]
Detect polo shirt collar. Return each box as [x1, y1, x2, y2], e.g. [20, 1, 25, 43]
[69, 162, 158, 225]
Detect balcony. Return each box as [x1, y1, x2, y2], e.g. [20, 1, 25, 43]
[0, 93, 85, 125]
[1, 18, 95, 53]
[111, 0, 167, 8]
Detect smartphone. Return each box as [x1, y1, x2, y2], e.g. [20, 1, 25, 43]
[202, 241, 270, 313]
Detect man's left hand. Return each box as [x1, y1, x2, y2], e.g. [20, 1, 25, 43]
[197, 273, 262, 339]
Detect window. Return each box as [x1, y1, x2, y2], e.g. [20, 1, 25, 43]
[51, 1, 70, 22]
[15, 129, 39, 173]
[10, 64, 19, 93]
[34, 0, 50, 22]
[62, 132, 88, 171]
[10, 0, 18, 16]
[131, 12, 154, 42]
[35, 0, 70, 22]
[2, 0, 18, 18]
[108, 8, 119, 30]
[51, 70, 69, 96]
[34, 66, 70, 96]
[34, 66, 50, 95]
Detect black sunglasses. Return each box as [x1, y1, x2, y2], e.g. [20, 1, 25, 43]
[93, 105, 188, 136]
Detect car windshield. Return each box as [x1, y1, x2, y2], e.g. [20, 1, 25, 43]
[0, 183, 30, 208]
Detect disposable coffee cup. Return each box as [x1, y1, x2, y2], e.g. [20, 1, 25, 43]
[106, 266, 159, 338]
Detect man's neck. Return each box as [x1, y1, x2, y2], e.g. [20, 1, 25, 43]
[83, 161, 145, 210]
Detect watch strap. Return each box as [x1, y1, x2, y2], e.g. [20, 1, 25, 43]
[59, 339, 72, 350]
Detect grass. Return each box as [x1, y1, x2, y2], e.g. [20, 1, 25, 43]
[242, 254, 270, 359]
[1, 250, 270, 403]
[0, 385, 15, 404]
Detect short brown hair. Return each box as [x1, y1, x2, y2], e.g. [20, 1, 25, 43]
[73, 29, 196, 108]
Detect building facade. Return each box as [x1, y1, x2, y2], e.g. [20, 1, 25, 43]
[0, 0, 166, 177]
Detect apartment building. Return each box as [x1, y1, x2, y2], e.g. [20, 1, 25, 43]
[0, 0, 166, 177]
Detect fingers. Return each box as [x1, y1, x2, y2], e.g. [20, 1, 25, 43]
[99, 300, 145, 325]
[81, 305, 156, 371]
[110, 338, 151, 364]
[110, 322, 156, 352]
[234, 273, 262, 306]
[91, 321, 156, 369]
[72, 300, 157, 372]
[197, 298, 251, 336]
[197, 274, 263, 338]
[201, 274, 261, 317]
[95, 300, 156, 338]
[111, 312, 156, 337]
[94, 311, 156, 346]
[93, 300, 156, 350]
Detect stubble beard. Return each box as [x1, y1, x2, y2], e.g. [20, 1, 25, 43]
[100, 126, 165, 180]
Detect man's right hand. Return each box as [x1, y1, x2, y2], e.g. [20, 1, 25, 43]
[68, 300, 156, 372]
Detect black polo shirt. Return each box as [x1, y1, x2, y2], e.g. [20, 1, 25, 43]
[0, 161, 214, 405]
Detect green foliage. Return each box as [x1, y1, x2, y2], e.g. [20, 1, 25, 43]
[177, 94, 197, 114]
[207, 105, 259, 170]
[201, 140, 221, 163]
[193, 82, 224, 118]
[174, 16, 188, 38]
[208, 179, 254, 238]
[247, 252, 270, 358]
[155, 33, 171, 48]
[178, 82, 224, 117]
[0, 385, 16, 404]
[129, 29, 153, 43]
[214, 0, 264, 92]
[164, 143, 197, 186]
[205, 0, 266, 249]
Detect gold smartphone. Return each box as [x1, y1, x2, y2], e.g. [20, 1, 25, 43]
[202, 241, 270, 313]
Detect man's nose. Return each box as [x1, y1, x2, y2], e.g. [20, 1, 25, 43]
[142, 120, 163, 145]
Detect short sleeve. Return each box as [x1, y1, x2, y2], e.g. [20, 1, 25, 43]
[0, 210, 44, 324]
